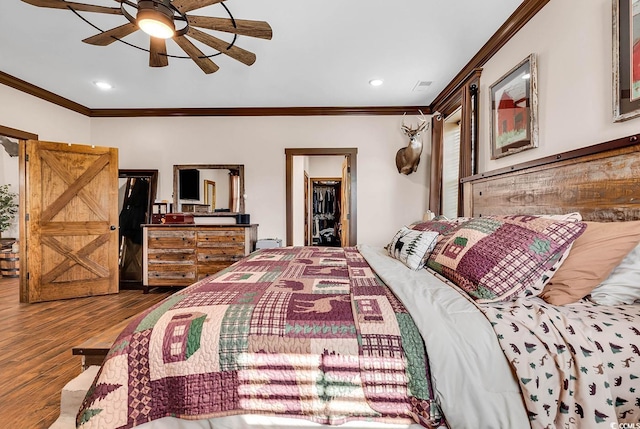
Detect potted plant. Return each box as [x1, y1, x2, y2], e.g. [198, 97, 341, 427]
[0, 184, 18, 238]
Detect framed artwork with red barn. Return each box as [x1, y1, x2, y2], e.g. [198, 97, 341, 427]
[613, 0, 640, 122]
[489, 54, 538, 159]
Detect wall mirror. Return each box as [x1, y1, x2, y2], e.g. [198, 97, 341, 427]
[173, 164, 245, 214]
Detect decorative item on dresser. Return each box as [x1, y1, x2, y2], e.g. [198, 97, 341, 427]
[142, 223, 258, 289]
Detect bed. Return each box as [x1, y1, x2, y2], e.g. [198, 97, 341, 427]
[77, 134, 640, 429]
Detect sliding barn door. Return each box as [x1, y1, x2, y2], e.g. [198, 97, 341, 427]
[21, 140, 119, 303]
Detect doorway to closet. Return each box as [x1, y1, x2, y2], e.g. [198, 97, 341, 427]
[310, 178, 342, 247]
[285, 148, 357, 247]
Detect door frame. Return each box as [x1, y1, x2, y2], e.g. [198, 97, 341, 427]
[0, 125, 38, 301]
[118, 169, 158, 289]
[309, 177, 342, 247]
[285, 148, 357, 246]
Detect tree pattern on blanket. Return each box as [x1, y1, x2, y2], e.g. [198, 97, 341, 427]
[478, 298, 640, 428]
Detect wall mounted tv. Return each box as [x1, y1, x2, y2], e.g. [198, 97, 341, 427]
[179, 169, 200, 200]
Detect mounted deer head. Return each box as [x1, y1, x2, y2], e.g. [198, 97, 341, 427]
[395, 110, 428, 175]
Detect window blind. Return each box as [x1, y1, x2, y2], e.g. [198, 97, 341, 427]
[442, 122, 461, 219]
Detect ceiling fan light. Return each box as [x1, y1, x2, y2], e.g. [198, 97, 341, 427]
[136, 1, 175, 39]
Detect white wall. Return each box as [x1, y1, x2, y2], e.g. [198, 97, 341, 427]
[90, 115, 431, 247]
[478, 0, 640, 173]
[292, 155, 306, 246]
[307, 155, 344, 178]
[0, 144, 19, 239]
[0, 85, 91, 144]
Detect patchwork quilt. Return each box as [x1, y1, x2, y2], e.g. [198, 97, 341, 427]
[479, 298, 640, 428]
[77, 247, 443, 429]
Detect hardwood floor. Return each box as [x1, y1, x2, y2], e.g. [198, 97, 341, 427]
[0, 277, 175, 429]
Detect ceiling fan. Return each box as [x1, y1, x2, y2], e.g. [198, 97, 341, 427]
[20, 0, 273, 74]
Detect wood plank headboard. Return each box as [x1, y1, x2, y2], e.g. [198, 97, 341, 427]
[461, 134, 640, 221]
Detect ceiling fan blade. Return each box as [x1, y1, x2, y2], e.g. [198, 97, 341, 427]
[188, 16, 272, 40]
[187, 28, 256, 66]
[82, 23, 138, 46]
[149, 37, 169, 67]
[21, 0, 122, 14]
[172, 0, 225, 14]
[173, 36, 219, 74]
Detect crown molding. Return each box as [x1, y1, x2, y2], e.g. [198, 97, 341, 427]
[429, 0, 550, 110]
[0, 71, 91, 116]
[88, 106, 430, 117]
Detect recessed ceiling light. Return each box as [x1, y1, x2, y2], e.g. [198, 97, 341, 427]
[93, 81, 113, 90]
[369, 79, 384, 87]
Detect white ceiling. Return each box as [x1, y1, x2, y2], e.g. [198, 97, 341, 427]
[0, 0, 524, 110]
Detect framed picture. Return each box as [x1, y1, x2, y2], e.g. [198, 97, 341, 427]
[490, 54, 538, 159]
[613, 0, 640, 122]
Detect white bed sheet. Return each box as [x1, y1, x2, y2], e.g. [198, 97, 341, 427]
[357, 244, 529, 429]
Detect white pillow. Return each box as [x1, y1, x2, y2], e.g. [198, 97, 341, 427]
[589, 242, 640, 305]
[387, 226, 439, 270]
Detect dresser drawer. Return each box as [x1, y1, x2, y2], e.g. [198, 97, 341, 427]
[197, 230, 244, 246]
[147, 248, 196, 264]
[147, 265, 196, 286]
[147, 230, 196, 249]
[197, 246, 244, 261]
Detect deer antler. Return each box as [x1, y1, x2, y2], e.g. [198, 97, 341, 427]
[401, 110, 428, 135]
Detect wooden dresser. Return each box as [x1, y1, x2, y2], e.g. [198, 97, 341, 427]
[142, 224, 258, 287]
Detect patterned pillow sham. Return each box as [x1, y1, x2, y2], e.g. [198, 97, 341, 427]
[387, 226, 439, 270]
[527, 212, 583, 293]
[426, 215, 587, 303]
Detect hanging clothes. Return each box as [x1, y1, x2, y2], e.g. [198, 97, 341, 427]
[119, 178, 149, 245]
[311, 181, 341, 247]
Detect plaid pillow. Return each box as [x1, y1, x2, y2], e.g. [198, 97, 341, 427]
[426, 215, 587, 303]
[387, 227, 439, 270]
